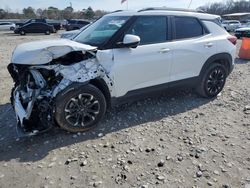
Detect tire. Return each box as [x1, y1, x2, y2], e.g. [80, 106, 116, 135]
[55, 84, 107, 133]
[196, 63, 228, 98]
[20, 30, 25, 35]
[45, 30, 51, 35]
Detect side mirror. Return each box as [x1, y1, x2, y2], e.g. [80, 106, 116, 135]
[117, 34, 140, 48]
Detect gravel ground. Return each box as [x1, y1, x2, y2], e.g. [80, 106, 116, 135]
[0, 31, 249, 188]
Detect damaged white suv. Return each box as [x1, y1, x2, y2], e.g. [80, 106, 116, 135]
[8, 8, 236, 135]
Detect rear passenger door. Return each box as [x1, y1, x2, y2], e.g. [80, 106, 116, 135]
[24, 24, 34, 33]
[170, 16, 217, 82]
[33, 23, 44, 33]
[37, 23, 47, 33]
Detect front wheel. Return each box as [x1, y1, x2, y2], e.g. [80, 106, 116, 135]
[55, 84, 107, 133]
[196, 63, 228, 98]
[20, 30, 25, 35]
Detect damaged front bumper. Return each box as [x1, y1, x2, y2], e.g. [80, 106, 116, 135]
[8, 56, 114, 136]
[13, 87, 42, 136]
[8, 39, 115, 136]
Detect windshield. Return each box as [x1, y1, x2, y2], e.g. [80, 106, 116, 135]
[74, 16, 130, 47]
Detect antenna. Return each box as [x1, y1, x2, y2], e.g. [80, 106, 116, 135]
[188, 0, 193, 8]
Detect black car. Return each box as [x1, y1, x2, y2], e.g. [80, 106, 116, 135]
[16, 19, 61, 31]
[65, 19, 90, 31]
[14, 22, 55, 35]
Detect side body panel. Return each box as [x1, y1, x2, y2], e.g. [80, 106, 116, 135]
[111, 43, 173, 97]
[170, 34, 218, 82]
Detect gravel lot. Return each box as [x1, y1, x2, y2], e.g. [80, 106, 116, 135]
[0, 31, 249, 188]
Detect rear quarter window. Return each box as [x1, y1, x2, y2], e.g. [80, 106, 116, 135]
[174, 17, 205, 40]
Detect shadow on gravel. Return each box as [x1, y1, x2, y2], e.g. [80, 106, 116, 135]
[235, 58, 249, 64]
[0, 89, 212, 163]
[1, 33, 17, 36]
[1, 32, 57, 36]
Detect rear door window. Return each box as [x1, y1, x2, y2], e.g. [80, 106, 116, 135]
[174, 17, 204, 40]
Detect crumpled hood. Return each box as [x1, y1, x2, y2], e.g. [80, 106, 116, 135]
[235, 27, 250, 32]
[11, 39, 97, 65]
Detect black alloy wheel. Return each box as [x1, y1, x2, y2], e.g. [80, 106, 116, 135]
[64, 93, 100, 127]
[55, 84, 106, 132]
[205, 66, 226, 96]
[196, 63, 228, 98]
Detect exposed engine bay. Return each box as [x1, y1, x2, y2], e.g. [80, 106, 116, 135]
[8, 39, 114, 136]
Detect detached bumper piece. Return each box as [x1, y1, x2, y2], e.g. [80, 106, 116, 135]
[13, 88, 53, 137]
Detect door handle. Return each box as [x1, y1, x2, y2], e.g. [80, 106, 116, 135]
[159, 48, 171, 53]
[205, 42, 213, 48]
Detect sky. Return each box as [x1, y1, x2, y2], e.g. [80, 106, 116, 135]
[1, 0, 225, 12]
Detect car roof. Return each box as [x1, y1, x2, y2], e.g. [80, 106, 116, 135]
[107, 8, 220, 20]
[0, 22, 12, 24]
[23, 22, 50, 27]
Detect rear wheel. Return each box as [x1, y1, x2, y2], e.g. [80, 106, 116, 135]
[55, 84, 106, 133]
[45, 30, 51, 35]
[20, 30, 25, 35]
[196, 63, 228, 98]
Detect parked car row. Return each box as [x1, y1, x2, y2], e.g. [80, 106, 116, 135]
[221, 19, 250, 39]
[0, 19, 91, 36]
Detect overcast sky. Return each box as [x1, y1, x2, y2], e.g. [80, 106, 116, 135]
[1, 0, 225, 12]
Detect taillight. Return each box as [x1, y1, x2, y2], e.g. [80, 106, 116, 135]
[227, 35, 237, 45]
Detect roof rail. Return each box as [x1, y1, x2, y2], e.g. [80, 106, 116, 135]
[111, 10, 124, 13]
[138, 7, 205, 13]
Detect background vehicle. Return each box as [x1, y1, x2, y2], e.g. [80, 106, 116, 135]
[65, 19, 90, 31]
[235, 25, 250, 38]
[0, 22, 16, 31]
[60, 24, 90, 39]
[9, 8, 236, 135]
[14, 22, 55, 35]
[16, 19, 61, 31]
[235, 23, 250, 38]
[222, 20, 241, 31]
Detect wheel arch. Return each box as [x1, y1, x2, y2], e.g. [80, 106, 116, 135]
[55, 77, 111, 109]
[89, 78, 111, 109]
[199, 53, 233, 78]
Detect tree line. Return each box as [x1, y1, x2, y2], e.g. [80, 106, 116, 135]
[198, 0, 250, 15]
[2, 0, 250, 20]
[0, 6, 108, 20]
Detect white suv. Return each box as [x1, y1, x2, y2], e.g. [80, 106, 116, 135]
[8, 8, 236, 135]
[222, 20, 241, 32]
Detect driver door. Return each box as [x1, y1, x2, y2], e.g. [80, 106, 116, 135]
[111, 16, 174, 97]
